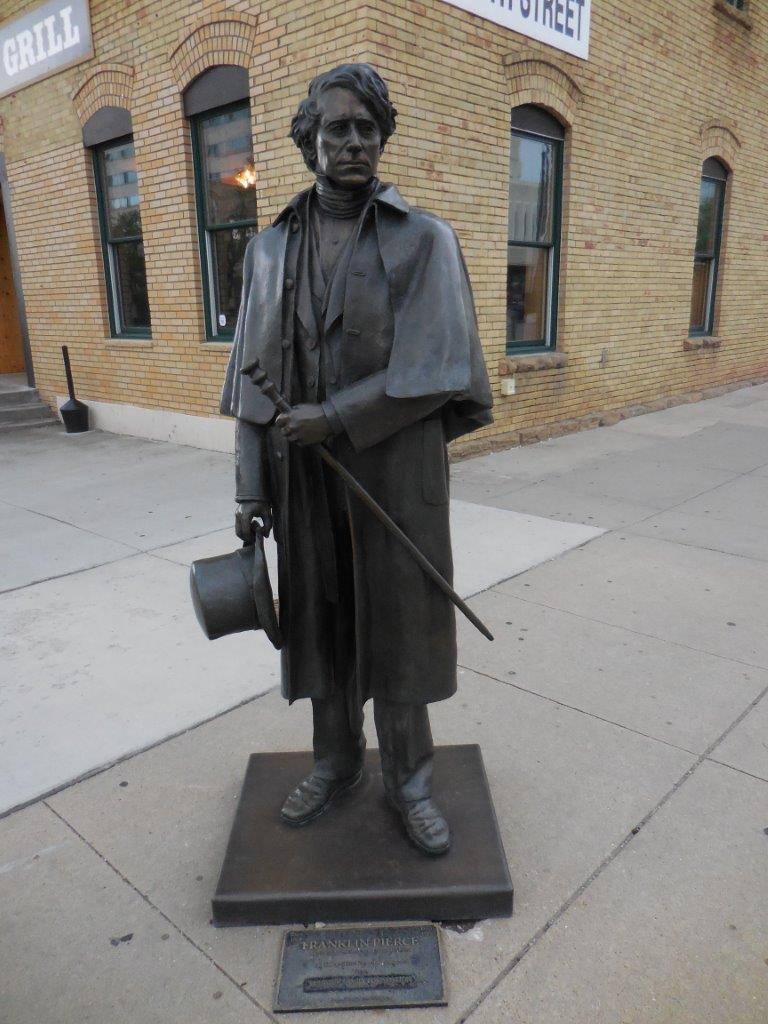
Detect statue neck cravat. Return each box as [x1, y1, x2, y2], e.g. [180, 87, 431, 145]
[313, 174, 379, 219]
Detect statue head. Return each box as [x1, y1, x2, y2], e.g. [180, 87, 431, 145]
[289, 63, 397, 188]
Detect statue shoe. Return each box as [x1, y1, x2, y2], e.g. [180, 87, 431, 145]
[387, 795, 451, 856]
[280, 768, 363, 826]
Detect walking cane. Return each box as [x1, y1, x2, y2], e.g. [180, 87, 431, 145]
[241, 359, 494, 642]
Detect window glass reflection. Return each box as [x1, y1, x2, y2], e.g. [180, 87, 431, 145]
[689, 258, 710, 333]
[508, 134, 554, 245]
[689, 167, 726, 335]
[200, 107, 258, 226]
[695, 178, 718, 256]
[507, 246, 549, 344]
[102, 141, 142, 238]
[95, 136, 150, 335]
[114, 240, 150, 330]
[212, 225, 258, 330]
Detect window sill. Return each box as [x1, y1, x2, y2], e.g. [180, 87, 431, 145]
[684, 336, 723, 351]
[104, 338, 154, 349]
[713, 0, 753, 30]
[201, 340, 233, 350]
[500, 352, 568, 374]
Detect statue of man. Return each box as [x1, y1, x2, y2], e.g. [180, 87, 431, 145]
[221, 64, 492, 855]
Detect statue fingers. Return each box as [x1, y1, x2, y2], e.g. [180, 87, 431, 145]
[234, 510, 246, 541]
[235, 508, 255, 543]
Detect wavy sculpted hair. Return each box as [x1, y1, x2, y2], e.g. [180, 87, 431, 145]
[289, 63, 398, 172]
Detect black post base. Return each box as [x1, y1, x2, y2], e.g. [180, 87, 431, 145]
[212, 744, 513, 927]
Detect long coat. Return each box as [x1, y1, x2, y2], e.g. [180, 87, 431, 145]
[221, 183, 493, 705]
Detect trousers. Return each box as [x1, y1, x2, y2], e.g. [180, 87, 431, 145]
[308, 458, 435, 802]
[312, 692, 434, 801]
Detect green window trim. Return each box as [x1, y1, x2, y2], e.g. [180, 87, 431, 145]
[92, 134, 152, 339]
[190, 99, 258, 341]
[689, 161, 727, 338]
[506, 117, 564, 355]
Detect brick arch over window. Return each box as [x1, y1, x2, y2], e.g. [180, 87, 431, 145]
[71, 64, 135, 127]
[699, 120, 741, 172]
[502, 56, 582, 128]
[168, 14, 260, 93]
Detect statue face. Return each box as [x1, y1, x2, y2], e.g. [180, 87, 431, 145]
[314, 87, 382, 187]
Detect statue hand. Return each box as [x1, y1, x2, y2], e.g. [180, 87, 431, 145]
[236, 500, 272, 543]
[275, 404, 332, 446]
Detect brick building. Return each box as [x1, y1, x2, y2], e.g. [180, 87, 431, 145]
[0, 0, 765, 451]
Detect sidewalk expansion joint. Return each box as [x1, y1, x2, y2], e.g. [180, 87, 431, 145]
[456, 662, 699, 757]
[143, 523, 236, 563]
[0, 686, 278, 822]
[451, 528, 606, 610]
[42, 800, 280, 1023]
[705, 757, 768, 786]
[532, 460, 763, 541]
[456, 679, 768, 1024]
[620, 527, 768, 567]
[0, 498, 146, 553]
[0, 550, 142, 596]
[613, 460, 768, 545]
[488, 589, 768, 673]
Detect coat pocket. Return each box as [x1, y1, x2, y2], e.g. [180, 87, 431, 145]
[422, 416, 449, 505]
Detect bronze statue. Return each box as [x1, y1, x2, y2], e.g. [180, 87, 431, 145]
[220, 64, 493, 855]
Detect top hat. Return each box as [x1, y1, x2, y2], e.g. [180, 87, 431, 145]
[189, 534, 283, 649]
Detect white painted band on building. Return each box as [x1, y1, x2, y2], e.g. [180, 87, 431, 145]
[55, 395, 236, 453]
[439, 0, 590, 59]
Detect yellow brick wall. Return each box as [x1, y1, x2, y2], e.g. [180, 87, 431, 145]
[1, 0, 767, 448]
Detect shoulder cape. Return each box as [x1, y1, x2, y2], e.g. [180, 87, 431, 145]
[221, 187, 493, 441]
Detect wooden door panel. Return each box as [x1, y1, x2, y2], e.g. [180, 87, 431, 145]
[0, 198, 25, 374]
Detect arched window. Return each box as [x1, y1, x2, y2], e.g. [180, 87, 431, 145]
[507, 105, 564, 352]
[84, 106, 151, 338]
[184, 66, 258, 340]
[689, 158, 728, 336]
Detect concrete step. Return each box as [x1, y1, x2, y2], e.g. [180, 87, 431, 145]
[0, 402, 57, 427]
[0, 388, 41, 409]
[0, 418, 61, 433]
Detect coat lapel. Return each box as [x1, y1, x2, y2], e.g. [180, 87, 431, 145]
[327, 185, 408, 333]
[323, 230, 356, 332]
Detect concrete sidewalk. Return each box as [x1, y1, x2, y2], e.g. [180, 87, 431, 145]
[0, 429, 599, 815]
[3, 384, 768, 1023]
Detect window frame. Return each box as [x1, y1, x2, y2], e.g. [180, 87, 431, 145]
[506, 112, 564, 354]
[189, 98, 258, 341]
[689, 159, 727, 338]
[92, 133, 151, 339]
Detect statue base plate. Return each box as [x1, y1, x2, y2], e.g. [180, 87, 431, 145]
[212, 744, 513, 926]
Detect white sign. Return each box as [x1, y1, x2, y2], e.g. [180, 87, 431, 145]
[0, 0, 93, 100]
[440, 0, 590, 59]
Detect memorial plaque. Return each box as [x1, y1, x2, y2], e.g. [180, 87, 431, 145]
[274, 924, 446, 1012]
